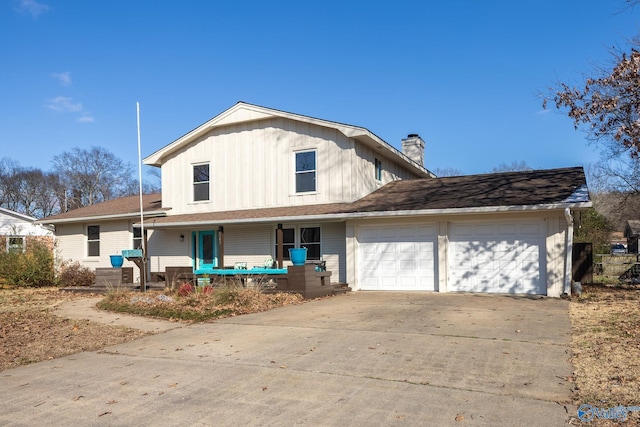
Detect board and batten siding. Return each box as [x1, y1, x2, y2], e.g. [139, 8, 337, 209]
[352, 142, 418, 200]
[161, 117, 421, 215]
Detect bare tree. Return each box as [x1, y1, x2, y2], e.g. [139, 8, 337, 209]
[0, 159, 62, 218]
[490, 161, 533, 173]
[433, 167, 465, 177]
[52, 147, 136, 209]
[0, 158, 21, 211]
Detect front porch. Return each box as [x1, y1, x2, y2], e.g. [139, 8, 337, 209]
[62, 264, 349, 299]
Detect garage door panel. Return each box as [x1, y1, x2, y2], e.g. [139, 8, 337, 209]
[522, 223, 541, 235]
[398, 242, 416, 253]
[476, 224, 494, 236]
[379, 260, 396, 270]
[398, 259, 416, 270]
[498, 224, 517, 235]
[449, 221, 545, 295]
[359, 225, 436, 291]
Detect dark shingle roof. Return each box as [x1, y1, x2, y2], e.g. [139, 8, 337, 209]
[41, 193, 164, 223]
[40, 167, 589, 226]
[346, 167, 588, 213]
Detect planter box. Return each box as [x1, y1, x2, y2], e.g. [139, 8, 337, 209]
[95, 267, 133, 287]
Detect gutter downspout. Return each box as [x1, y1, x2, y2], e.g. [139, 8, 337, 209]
[564, 207, 574, 296]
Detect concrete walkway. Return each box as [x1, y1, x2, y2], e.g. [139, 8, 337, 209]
[1, 292, 576, 426]
[54, 296, 182, 333]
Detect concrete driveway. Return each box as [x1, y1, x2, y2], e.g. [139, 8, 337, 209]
[0, 292, 575, 426]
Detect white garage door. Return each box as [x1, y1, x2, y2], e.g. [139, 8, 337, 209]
[448, 220, 545, 295]
[358, 225, 436, 291]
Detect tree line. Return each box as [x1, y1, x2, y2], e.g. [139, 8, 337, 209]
[0, 146, 159, 219]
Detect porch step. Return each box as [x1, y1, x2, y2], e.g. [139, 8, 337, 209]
[332, 283, 351, 295]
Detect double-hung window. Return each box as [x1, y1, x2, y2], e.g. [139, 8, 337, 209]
[295, 150, 316, 193]
[87, 225, 100, 257]
[193, 163, 210, 202]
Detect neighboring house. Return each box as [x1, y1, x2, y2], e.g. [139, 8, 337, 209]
[0, 207, 54, 253]
[624, 220, 640, 254]
[39, 102, 591, 296]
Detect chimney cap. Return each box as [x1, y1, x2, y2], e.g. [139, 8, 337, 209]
[407, 133, 419, 138]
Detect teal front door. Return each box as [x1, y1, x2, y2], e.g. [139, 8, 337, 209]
[194, 230, 219, 272]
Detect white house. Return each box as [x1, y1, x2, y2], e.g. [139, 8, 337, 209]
[0, 208, 54, 253]
[40, 102, 591, 296]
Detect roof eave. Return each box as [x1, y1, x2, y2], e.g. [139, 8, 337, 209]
[141, 202, 593, 228]
[37, 211, 167, 225]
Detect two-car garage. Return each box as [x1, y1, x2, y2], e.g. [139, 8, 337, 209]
[356, 219, 547, 295]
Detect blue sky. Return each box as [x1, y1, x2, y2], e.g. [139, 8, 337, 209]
[1, 0, 639, 179]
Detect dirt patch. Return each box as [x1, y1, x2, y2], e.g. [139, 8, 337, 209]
[0, 288, 149, 372]
[569, 284, 640, 426]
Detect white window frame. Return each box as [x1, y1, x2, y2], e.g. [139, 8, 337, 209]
[87, 225, 100, 257]
[294, 149, 317, 194]
[193, 162, 210, 202]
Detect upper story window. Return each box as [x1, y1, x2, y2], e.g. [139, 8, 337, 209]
[295, 150, 316, 193]
[375, 158, 382, 181]
[193, 163, 210, 202]
[87, 225, 100, 257]
[7, 236, 24, 254]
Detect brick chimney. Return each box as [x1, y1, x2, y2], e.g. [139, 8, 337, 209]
[401, 134, 425, 167]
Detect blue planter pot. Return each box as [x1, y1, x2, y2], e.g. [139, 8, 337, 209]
[289, 248, 307, 266]
[110, 255, 124, 268]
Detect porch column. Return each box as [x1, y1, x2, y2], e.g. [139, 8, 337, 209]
[218, 226, 224, 268]
[277, 223, 284, 268]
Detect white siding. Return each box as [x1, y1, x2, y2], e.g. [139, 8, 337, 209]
[0, 211, 53, 236]
[352, 143, 418, 200]
[161, 117, 423, 215]
[545, 217, 568, 297]
[147, 229, 191, 274]
[319, 222, 346, 283]
[56, 220, 148, 282]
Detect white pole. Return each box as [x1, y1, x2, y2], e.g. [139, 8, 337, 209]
[137, 102, 146, 291]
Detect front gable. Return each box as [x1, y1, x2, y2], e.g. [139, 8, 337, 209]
[148, 102, 431, 215]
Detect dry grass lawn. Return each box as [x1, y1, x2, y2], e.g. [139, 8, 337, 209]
[0, 288, 149, 371]
[569, 284, 640, 426]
